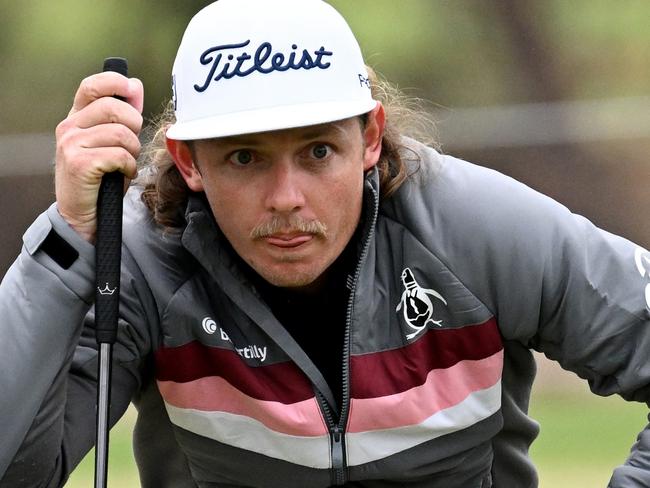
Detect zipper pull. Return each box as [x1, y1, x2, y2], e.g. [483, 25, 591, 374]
[330, 426, 347, 485]
[331, 425, 345, 473]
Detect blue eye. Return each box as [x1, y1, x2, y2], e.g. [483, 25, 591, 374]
[229, 150, 254, 165]
[311, 144, 331, 159]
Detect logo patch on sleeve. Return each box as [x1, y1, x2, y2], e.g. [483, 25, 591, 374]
[634, 247, 650, 310]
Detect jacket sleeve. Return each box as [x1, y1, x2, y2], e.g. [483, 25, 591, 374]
[421, 154, 650, 486]
[0, 204, 153, 487]
[504, 205, 650, 488]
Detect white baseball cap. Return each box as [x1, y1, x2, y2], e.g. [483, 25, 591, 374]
[166, 0, 377, 140]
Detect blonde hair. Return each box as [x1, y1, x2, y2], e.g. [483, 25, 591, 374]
[137, 68, 438, 228]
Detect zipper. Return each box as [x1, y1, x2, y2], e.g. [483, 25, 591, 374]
[330, 426, 346, 484]
[318, 181, 380, 486]
[317, 389, 346, 485]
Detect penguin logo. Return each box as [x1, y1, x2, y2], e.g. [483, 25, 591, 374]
[396, 268, 447, 340]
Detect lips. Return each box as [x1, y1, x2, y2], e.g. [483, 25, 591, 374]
[263, 233, 313, 248]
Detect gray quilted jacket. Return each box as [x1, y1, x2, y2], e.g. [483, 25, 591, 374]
[1, 141, 650, 487]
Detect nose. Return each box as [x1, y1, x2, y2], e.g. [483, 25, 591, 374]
[263, 159, 306, 214]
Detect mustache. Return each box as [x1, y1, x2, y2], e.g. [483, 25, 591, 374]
[250, 216, 328, 239]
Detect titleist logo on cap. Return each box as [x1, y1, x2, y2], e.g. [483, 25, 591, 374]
[194, 40, 334, 92]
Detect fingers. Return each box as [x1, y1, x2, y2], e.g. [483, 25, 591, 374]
[59, 122, 141, 161]
[69, 96, 143, 134]
[56, 124, 140, 180]
[82, 123, 141, 160]
[56, 71, 144, 177]
[68, 72, 144, 138]
[70, 72, 144, 116]
[54, 71, 145, 242]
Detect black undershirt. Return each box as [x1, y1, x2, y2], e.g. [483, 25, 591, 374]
[251, 245, 355, 411]
[214, 195, 365, 413]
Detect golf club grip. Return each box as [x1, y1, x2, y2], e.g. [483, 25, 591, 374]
[95, 57, 127, 344]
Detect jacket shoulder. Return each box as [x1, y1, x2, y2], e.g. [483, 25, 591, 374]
[122, 187, 198, 304]
[382, 140, 568, 236]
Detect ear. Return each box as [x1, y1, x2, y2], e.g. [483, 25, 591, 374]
[362, 102, 386, 171]
[165, 137, 204, 192]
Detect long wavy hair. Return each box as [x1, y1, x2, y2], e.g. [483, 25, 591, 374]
[137, 67, 438, 229]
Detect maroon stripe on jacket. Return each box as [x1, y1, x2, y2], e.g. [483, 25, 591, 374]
[155, 342, 313, 404]
[350, 318, 502, 399]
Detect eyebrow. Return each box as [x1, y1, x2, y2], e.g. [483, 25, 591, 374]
[212, 120, 353, 147]
[299, 121, 350, 139]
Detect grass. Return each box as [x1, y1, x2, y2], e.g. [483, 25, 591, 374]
[65, 406, 139, 487]
[529, 386, 647, 487]
[64, 378, 648, 487]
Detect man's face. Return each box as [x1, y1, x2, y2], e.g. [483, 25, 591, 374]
[175, 109, 384, 290]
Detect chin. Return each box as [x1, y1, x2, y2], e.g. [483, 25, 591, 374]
[255, 263, 326, 290]
[262, 272, 318, 289]
[246, 251, 337, 290]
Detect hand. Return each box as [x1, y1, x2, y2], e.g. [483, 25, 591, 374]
[54, 72, 144, 242]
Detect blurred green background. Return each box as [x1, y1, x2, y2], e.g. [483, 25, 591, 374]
[2, 1, 650, 487]
[2, 0, 650, 131]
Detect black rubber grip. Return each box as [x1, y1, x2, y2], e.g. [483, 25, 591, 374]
[95, 57, 127, 344]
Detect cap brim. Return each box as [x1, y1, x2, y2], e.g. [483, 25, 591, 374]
[166, 99, 378, 140]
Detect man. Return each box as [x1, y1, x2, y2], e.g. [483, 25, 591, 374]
[1, 0, 649, 487]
